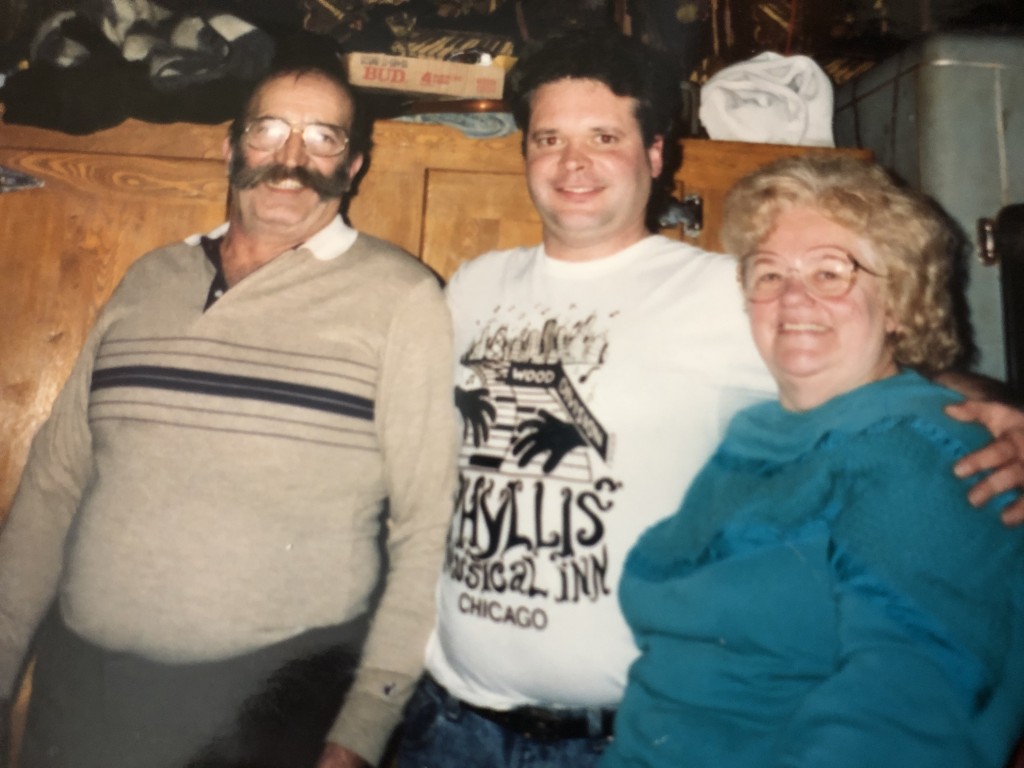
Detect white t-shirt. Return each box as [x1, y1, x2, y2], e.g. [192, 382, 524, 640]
[425, 235, 776, 709]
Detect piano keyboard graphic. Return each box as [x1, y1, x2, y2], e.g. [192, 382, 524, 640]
[463, 382, 596, 484]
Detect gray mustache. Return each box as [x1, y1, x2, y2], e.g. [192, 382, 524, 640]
[232, 164, 349, 199]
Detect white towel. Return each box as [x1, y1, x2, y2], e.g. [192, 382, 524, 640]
[699, 51, 835, 147]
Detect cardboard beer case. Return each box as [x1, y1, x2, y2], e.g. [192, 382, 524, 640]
[345, 52, 506, 99]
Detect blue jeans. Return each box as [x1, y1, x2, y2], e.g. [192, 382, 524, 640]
[396, 677, 612, 768]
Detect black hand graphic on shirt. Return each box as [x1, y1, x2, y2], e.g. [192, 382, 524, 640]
[513, 409, 585, 473]
[455, 386, 497, 447]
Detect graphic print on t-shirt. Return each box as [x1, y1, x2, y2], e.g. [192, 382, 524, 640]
[444, 307, 621, 632]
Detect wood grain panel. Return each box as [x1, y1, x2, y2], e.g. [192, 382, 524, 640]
[367, 121, 525, 175]
[347, 122, 527, 266]
[5, 149, 229, 202]
[420, 168, 541, 279]
[0, 148, 228, 519]
[1, 118, 227, 160]
[675, 139, 872, 252]
[348, 167, 427, 258]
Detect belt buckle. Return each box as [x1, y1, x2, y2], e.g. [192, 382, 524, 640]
[516, 706, 578, 741]
[521, 709, 558, 741]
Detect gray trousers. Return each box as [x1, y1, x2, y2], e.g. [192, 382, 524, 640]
[19, 607, 363, 768]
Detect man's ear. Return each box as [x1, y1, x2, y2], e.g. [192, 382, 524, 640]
[347, 153, 364, 182]
[223, 136, 233, 166]
[648, 136, 664, 179]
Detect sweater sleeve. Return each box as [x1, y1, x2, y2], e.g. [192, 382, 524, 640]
[325, 276, 457, 763]
[0, 327, 101, 700]
[771, 427, 1024, 768]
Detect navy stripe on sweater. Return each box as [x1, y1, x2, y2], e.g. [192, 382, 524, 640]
[91, 365, 374, 420]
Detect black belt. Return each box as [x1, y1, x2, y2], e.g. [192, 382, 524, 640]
[460, 699, 616, 741]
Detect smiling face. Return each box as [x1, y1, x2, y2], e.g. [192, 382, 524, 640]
[524, 78, 663, 262]
[226, 72, 363, 243]
[746, 206, 899, 411]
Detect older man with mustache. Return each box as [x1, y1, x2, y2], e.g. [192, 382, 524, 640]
[0, 51, 455, 768]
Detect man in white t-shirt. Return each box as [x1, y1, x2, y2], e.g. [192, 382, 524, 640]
[395, 26, 1024, 768]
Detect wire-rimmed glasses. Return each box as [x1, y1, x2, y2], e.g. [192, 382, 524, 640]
[741, 247, 885, 303]
[243, 117, 349, 158]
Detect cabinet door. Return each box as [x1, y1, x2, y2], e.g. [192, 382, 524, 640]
[420, 169, 541, 279]
[672, 139, 872, 252]
[0, 146, 227, 519]
[347, 121, 533, 280]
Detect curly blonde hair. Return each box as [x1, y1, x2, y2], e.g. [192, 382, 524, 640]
[721, 155, 961, 374]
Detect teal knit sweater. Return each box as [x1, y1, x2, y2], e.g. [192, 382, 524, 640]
[603, 371, 1024, 768]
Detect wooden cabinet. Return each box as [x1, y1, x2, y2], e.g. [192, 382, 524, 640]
[0, 118, 867, 520]
[0, 122, 229, 526]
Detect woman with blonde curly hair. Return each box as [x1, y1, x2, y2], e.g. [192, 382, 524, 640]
[721, 154, 962, 373]
[601, 156, 1024, 768]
